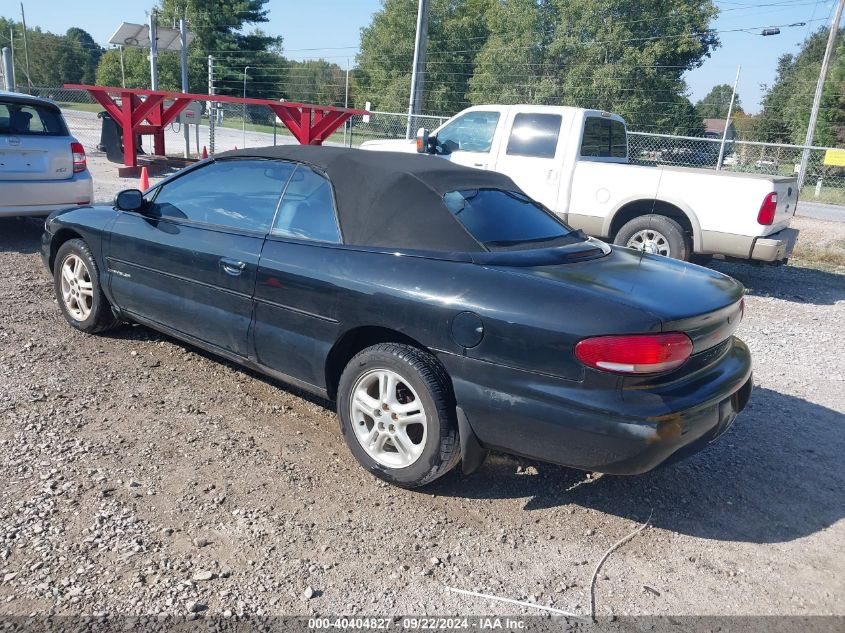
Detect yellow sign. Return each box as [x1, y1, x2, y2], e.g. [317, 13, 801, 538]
[823, 149, 845, 166]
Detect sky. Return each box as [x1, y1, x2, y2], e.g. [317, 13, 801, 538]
[6, 0, 841, 114]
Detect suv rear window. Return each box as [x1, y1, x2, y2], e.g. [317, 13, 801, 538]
[444, 188, 573, 250]
[580, 117, 627, 158]
[0, 101, 68, 136]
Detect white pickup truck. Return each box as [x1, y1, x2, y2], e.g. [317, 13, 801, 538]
[361, 105, 799, 262]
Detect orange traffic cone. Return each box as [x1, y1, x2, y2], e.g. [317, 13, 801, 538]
[139, 166, 150, 191]
[201, 146, 208, 159]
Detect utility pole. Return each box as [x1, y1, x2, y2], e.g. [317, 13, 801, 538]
[149, 11, 159, 90]
[20, 3, 32, 91]
[242, 66, 250, 148]
[8, 29, 15, 92]
[208, 55, 215, 155]
[717, 65, 741, 171]
[798, 0, 845, 189]
[119, 46, 126, 88]
[180, 17, 190, 157]
[344, 58, 350, 146]
[1, 47, 13, 92]
[405, 0, 430, 139]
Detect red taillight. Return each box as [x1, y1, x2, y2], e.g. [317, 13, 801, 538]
[757, 192, 777, 225]
[574, 332, 693, 375]
[71, 142, 86, 173]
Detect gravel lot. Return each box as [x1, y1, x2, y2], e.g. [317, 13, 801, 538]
[0, 153, 843, 621]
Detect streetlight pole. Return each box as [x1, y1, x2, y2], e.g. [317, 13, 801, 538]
[798, 0, 845, 190]
[406, 0, 430, 139]
[242, 66, 250, 148]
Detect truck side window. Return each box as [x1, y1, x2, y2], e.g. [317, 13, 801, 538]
[580, 117, 628, 158]
[435, 111, 500, 155]
[506, 113, 562, 158]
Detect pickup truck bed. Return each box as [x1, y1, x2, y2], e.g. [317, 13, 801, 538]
[362, 104, 799, 263]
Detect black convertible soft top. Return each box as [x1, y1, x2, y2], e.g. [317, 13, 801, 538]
[215, 145, 526, 252]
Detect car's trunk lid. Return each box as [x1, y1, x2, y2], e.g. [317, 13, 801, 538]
[484, 245, 745, 353]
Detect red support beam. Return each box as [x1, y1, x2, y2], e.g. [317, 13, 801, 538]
[121, 93, 138, 168]
[64, 84, 369, 165]
[268, 104, 305, 143]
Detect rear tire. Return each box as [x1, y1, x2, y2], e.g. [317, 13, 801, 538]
[53, 239, 119, 334]
[615, 214, 689, 261]
[337, 343, 460, 488]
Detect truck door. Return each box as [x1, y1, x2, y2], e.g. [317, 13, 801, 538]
[491, 110, 566, 210]
[433, 109, 502, 170]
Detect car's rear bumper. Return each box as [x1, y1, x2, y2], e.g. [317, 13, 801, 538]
[750, 227, 800, 262]
[0, 171, 93, 217]
[440, 337, 752, 474]
[700, 228, 799, 262]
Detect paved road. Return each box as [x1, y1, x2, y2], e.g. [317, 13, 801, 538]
[797, 201, 845, 222]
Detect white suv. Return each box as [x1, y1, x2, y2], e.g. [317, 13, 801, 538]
[0, 91, 93, 217]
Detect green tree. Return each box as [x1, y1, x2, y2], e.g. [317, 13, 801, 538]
[286, 59, 349, 106]
[155, 0, 287, 100]
[695, 83, 743, 119]
[66, 27, 103, 85]
[356, 0, 493, 113]
[0, 18, 92, 87]
[757, 27, 845, 145]
[356, 0, 718, 132]
[470, 0, 719, 133]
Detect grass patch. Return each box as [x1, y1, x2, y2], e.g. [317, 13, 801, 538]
[56, 102, 102, 113]
[791, 235, 845, 270]
[799, 186, 845, 206]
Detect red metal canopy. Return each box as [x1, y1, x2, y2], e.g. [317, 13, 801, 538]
[64, 84, 369, 168]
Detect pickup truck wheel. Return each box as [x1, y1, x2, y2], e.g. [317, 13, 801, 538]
[53, 239, 120, 334]
[615, 215, 689, 261]
[337, 343, 460, 488]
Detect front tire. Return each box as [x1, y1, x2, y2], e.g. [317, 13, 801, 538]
[53, 238, 119, 333]
[337, 343, 460, 488]
[615, 214, 689, 261]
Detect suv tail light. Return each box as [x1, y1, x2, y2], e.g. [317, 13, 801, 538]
[575, 332, 693, 375]
[71, 142, 87, 173]
[757, 192, 777, 225]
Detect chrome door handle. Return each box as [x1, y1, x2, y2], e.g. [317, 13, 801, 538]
[220, 258, 246, 276]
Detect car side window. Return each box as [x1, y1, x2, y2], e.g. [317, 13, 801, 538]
[506, 113, 562, 158]
[272, 166, 341, 243]
[436, 111, 500, 155]
[151, 159, 294, 232]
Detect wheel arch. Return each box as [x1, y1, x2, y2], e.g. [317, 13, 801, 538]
[48, 228, 85, 272]
[325, 326, 432, 401]
[606, 197, 702, 251]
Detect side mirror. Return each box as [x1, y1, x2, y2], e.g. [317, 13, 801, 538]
[114, 189, 145, 212]
[416, 127, 434, 154]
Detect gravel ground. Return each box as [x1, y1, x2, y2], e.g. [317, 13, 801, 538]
[0, 155, 843, 620]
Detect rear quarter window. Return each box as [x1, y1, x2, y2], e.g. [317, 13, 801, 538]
[580, 117, 627, 158]
[444, 188, 572, 250]
[0, 101, 69, 136]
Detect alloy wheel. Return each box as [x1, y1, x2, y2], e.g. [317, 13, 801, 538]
[349, 368, 428, 469]
[60, 254, 94, 321]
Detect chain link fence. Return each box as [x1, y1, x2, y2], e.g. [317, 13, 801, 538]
[34, 87, 845, 205]
[628, 132, 845, 204]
